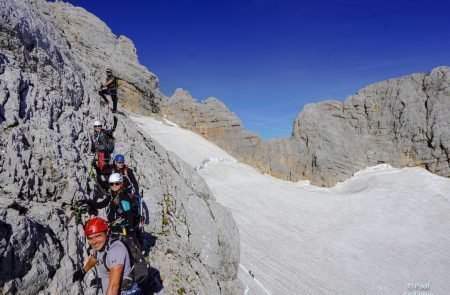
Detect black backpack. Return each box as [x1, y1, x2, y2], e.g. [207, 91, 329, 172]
[103, 236, 149, 285]
[94, 130, 115, 155]
[120, 189, 142, 231]
[105, 132, 115, 155]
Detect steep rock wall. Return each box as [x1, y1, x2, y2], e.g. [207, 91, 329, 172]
[293, 67, 450, 186]
[0, 0, 242, 294]
[48, 1, 162, 114]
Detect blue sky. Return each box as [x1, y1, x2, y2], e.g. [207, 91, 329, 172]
[63, 0, 450, 138]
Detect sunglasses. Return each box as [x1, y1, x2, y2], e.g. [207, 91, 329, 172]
[109, 182, 122, 187]
[94, 125, 102, 128]
[116, 162, 124, 164]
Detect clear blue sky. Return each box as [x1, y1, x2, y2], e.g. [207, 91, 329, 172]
[63, 0, 450, 138]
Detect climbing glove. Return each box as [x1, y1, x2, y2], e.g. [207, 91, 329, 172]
[72, 269, 86, 282]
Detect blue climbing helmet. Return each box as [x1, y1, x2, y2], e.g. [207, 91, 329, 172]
[114, 154, 125, 163]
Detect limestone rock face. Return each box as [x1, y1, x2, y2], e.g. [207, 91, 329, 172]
[0, 0, 242, 294]
[292, 67, 450, 186]
[48, 1, 162, 114]
[162, 88, 262, 163]
[163, 68, 450, 187]
[252, 138, 305, 181]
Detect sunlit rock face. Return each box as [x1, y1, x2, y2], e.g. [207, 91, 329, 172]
[0, 0, 242, 294]
[292, 66, 450, 186]
[163, 67, 450, 187]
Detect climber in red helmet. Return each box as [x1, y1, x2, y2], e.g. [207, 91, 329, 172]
[72, 217, 140, 295]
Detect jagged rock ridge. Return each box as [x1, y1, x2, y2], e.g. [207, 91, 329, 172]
[0, 0, 242, 294]
[162, 67, 450, 186]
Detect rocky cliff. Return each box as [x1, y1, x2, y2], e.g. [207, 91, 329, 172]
[0, 0, 242, 294]
[161, 89, 261, 157]
[292, 68, 450, 186]
[162, 68, 450, 186]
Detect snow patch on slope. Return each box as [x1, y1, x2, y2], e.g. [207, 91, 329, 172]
[131, 115, 450, 295]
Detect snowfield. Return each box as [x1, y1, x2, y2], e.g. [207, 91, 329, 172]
[131, 114, 450, 295]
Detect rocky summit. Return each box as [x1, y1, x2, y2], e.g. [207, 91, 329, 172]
[162, 67, 450, 187]
[0, 0, 242, 294]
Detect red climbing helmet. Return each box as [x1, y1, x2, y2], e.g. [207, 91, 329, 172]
[84, 217, 108, 236]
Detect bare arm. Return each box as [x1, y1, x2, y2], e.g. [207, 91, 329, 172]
[106, 264, 124, 295]
[102, 78, 114, 88]
[84, 255, 97, 272]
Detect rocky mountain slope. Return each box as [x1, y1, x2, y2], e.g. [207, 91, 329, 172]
[0, 0, 242, 294]
[162, 67, 450, 186]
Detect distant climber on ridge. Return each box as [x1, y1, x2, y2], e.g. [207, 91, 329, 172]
[112, 154, 139, 194]
[90, 117, 118, 191]
[99, 68, 119, 113]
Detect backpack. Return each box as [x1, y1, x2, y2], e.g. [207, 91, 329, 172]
[103, 235, 149, 285]
[94, 130, 115, 155]
[97, 151, 109, 171]
[127, 189, 144, 230]
[114, 189, 142, 233]
[105, 132, 115, 155]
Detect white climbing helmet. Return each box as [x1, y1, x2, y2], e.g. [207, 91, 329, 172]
[108, 173, 123, 183]
[94, 120, 102, 127]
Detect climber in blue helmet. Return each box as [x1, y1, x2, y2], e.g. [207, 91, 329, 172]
[112, 154, 139, 195]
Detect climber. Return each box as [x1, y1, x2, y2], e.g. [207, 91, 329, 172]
[72, 217, 142, 295]
[112, 154, 139, 194]
[84, 173, 141, 238]
[90, 117, 118, 191]
[81, 172, 144, 286]
[73, 217, 164, 295]
[98, 68, 119, 113]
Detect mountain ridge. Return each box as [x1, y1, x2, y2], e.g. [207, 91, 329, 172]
[161, 66, 450, 186]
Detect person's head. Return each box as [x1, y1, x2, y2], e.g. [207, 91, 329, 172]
[114, 154, 125, 168]
[109, 173, 123, 192]
[94, 120, 102, 132]
[85, 217, 109, 251]
[106, 68, 113, 76]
